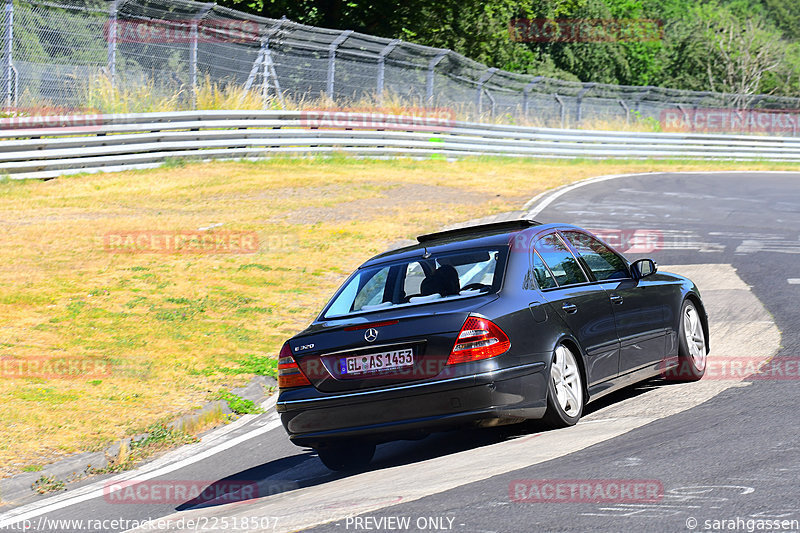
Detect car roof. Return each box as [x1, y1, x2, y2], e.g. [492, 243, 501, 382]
[360, 220, 576, 268]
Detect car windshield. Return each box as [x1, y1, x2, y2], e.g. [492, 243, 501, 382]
[322, 248, 506, 318]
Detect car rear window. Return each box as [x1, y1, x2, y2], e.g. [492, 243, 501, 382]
[322, 248, 506, 318]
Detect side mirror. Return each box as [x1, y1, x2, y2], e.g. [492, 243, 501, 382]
[632, 258, 657, 279]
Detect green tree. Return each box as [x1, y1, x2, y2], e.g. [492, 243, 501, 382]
[217, 0, 800, 96]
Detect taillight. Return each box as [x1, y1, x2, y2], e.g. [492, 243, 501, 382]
[447, 316, 511, 365]
[278, 342, 311, 389]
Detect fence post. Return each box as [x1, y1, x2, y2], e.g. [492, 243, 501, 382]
[676, 104, 691, 132]
[633, 87, 650, 114]
[426, 50, 447, 104]
[262, 18, 285, 108]
[733, 108, 744, 135]
[554, 93, 565, 128]
[4, 0, 12, 109]
[485, 90, 496, 117]
[190, 3, 214, 109]
[523, 76, 544, 118]
[327, 30, 352, 100]
[747, 95, 765, 135]
[376, 39, 400, 101]
[617, 99, 629, 125]
[476, 67, 497, 115]
[576, 83, 595, 126]
[244, 18, 284, 102]
[107, 0, 117, 90]
[260, 39, 268, 106]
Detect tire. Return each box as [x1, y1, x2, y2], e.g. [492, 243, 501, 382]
[672, 299, 707, 382]
[316, 441, 375, 471]
[542, 343, 585, 428]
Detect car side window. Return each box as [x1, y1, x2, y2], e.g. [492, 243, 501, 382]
[535, 233, 588, 287]
[561, 231, 629, 281]
[532, 250, 557, 289]
[352, 267, 391, 310]
[403, 261, 426, 296]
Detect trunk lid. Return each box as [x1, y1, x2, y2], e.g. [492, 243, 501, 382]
[288, 295, 496, 392]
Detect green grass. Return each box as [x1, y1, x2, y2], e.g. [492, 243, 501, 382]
[32, 475, 66, 494]
[212, 390, 263, 415]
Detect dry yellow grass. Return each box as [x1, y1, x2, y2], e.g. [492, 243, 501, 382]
[66, 75, 661, 132]
[1, 156, 799, 480]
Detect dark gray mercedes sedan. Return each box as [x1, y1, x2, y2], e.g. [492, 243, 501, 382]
[276, 220, 709, 470]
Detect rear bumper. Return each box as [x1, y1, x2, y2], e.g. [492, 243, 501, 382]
[277, 362, 547, 448]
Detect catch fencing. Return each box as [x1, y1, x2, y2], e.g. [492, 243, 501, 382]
[3, 0, 800, 130]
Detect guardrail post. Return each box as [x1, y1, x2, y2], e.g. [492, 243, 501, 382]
[554, 93, 565, 128]
[327, 30, 352, 100]
[190, 3, 214, 109]
[377, 39, 400, 102]
[107, 0, 117, 90]
[426, 50, 447, 104]
[4, 0, 13, 109]
[576, 83, 595, 126]
[523, 76, 544, 118]
[476, 67, 497, 115]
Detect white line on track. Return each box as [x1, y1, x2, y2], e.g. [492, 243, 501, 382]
[524, 170, 800, 219]
[0, 398, 281, 529]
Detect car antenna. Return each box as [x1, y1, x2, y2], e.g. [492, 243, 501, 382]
[422, 247, 431, 259]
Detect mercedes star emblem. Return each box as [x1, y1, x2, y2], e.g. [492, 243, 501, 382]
[364, 328, 379, 342]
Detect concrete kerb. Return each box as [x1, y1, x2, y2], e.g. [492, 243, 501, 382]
[0, 375, 277, 505]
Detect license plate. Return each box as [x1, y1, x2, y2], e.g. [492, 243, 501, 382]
[340, 348, 414, 376]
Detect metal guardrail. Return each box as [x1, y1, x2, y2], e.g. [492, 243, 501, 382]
[3, 110, 800, 180]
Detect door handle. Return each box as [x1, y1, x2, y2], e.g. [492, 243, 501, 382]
[610, 294, 624, 305]
[562, 302, 578, 314]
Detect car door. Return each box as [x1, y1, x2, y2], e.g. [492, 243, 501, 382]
[560, 230, 667, 375]
[533, 232, 620, 387]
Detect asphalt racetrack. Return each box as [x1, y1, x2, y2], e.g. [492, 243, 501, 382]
[1, 171, 798, 533]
